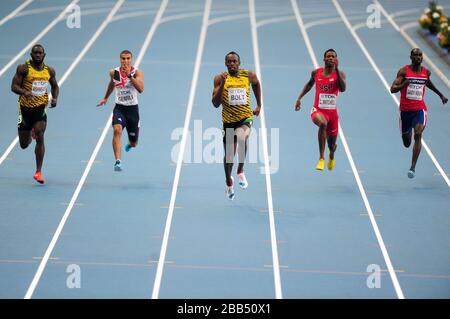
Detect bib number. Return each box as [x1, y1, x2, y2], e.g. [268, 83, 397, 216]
[228, 88, 247, 106]
[31, 81, 48, 96]
[318, 93, 336, 109]
[406, 84, 424, 100]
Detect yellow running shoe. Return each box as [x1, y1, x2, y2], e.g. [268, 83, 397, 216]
[316, 158, 325, 171]
[327, 156, 335, 171]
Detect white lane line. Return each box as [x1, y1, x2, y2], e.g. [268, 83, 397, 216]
[291, 0, 405, 299]
[256, 15, 295, 28]
[334, 0, 450, 188]
[374, 0, 450, 89]
[23, 0, 127, 299]
[249, 0, 283, 300]
[151, 0, 211, 300]
[0, 0, 79, 78]
[0, 0, 33, 27]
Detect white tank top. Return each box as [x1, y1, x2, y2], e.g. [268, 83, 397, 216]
[113, 66, 139, 106]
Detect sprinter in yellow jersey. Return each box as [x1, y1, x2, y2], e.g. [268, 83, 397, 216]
[212, 51, 261, 200]
[11, 44, 59, 184]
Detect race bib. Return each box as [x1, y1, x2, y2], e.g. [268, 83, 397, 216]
[318, 93, 337, 109]
[117, 89, 133, 103]
[406, 83, 424, 101]
[31, 80, 48, 96]
[228, 88, 247, 106]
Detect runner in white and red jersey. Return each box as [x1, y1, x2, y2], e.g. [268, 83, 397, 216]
[391, 48, 447, 179]
[97, 50, 145, 172]
[295, 48, 346, 171]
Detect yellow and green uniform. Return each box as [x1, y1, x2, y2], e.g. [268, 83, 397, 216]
[18, 60, 50, 108]
[221, 69, 253, 125]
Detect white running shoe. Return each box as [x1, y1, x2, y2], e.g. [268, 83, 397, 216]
[226, 176, 235, 200]
[237, 172, 248, 189]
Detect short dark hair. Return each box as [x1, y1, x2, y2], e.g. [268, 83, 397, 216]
[31, 44, 45, 53]
[225, 51, 240, 62]
[323, 48, 337, 58]
[120, 50, 133, 57]
[410, 48, 421, 56]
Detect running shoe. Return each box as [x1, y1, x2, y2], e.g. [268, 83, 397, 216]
[315, 158, 325, 171]
[125, 143, 132, 152]
[237, 172, 248, 189]
[114, 160, 122, 172]
[407, 168, 415, 179]
[33, 171, 44, 184]
[327, 156, 335, 171]
[226, 176, 235, 200]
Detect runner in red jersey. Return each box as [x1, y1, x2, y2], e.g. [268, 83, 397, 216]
[391, 48, 447, 178]
[295, 49, 346, 171]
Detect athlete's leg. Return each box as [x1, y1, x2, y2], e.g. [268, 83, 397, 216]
[33, 120, 46, 173]
[327, 135, 337, 160]
[411, 123, 424, 171]
[236, 125, 250, 175]
[312, 113, 328, 160]
[18, 130, 32, 149]
[113, 124, 123, 161]
[223, 127, 236, 187]
[402, 132, 412, 148]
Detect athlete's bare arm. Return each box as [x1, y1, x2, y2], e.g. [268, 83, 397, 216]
[212, 72, 227, 108]
[335, 67, 346, 92]
[129, 69, 144, 93]
[11, 64, 33, 99]
[48, 67, 59, 108]
[390, 67, 409, 93]
[425, 70, 448, 104]
[295, 69, 316, 111]
[97, 69, 115, 107]
[249, 71, 261, 116]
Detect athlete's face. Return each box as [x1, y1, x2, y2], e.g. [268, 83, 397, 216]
[120, 53, 132, 71]
[225, 54, 240, 75]
[410, 50, 423, 65]
[324, 52, 337, 68]
[30, 47, 45, 64]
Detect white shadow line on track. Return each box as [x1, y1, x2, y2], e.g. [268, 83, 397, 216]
[374, 0, 450, 89]
[151, 0, 211, 300]
[333, 0, 450, 188]
[291, 0, 405, 299]
[23, 0, 128, 299]
[0, 0, 33, 27]
[249, 0, 283, 300]
[0, 0, 79, 78]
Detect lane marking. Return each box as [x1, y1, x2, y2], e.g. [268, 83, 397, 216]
[23, 0, 129, 299]
[249, 0, 283, 300]
[291, 0, 405, 299]
[151, 0, 211, 300]
[0, 0, 33, 27]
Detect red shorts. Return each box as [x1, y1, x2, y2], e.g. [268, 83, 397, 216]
[310, 107, 339, 137]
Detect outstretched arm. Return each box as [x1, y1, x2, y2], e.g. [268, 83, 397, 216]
[295, 70, 316, 111]
[390, 67, 408, 93]
[48, 67, 59, 108]
[212, 72, 227, 108]
[426, 70, 448, 104]
[249, 71, 261, 116]
[97, 69, 115, 107]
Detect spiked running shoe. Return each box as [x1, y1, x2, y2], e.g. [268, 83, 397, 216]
[33, 171, 44, 184]
[114, 160, 122, 172]
[316, 158, 325, 171]
[226, 176, 235, 200]
[237, 172, 248, 189]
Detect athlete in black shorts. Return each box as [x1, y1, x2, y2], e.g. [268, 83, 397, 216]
[97, 50, 144, 171]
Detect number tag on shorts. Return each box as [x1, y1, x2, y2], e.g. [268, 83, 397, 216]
[318, 94, 337, 109]
[228, 88, 247, 106]
[31, 80, 48, 96]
